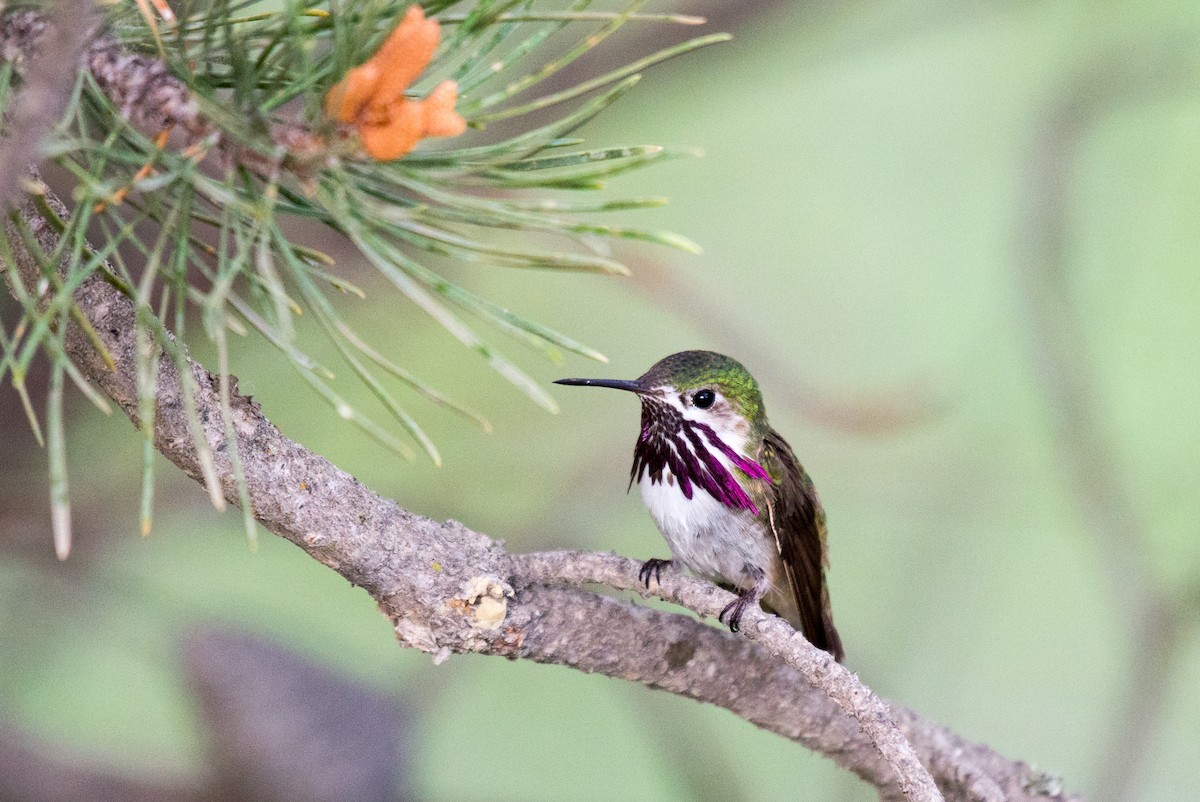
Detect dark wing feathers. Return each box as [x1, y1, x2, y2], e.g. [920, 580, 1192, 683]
[761, 429, 845, 662]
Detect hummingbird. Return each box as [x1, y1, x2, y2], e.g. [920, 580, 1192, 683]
[556, 350, 843, 662]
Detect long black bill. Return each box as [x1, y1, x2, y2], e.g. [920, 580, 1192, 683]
[554, 377, 644, 393]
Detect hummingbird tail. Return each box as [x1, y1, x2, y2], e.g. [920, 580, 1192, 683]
[763, 583, 845, 663]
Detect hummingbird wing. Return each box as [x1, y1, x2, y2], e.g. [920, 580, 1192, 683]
[760, 428, 845, 662]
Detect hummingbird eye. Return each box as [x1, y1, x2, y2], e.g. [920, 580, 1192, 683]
[692, 389, 716, 409]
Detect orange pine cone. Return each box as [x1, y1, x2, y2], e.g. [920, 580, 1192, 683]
[421, 81, 467, 138]
[370, 5, 442, 106]
[324, 61, 381, 124]
[360, 99, 425, 162]
[324, 4, 465, 161]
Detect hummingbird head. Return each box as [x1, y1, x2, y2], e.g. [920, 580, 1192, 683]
[556, 351, 772, 512]
[555, 350, 766, 431]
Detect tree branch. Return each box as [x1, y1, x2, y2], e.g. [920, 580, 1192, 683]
[513, 550, 943, 801]
[1, 188, 1082, 802]
[0, 9, 206, 139]
[0, 3, 98, 208]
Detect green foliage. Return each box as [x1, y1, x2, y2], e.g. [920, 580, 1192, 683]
[0, 0, 726, 550]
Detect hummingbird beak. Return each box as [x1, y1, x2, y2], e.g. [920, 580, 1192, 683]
[554, 377, 645, 394]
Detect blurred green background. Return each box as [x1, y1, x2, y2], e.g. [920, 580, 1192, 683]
[3, 1, 1200, 799]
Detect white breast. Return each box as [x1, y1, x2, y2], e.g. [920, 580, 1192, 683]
[638, 471, 775, 588]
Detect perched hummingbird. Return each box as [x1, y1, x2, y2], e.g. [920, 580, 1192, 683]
[556, 350, 843, 662]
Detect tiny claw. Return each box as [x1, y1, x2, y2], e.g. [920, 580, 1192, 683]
[719, 597, 749, 633]
[639, 558, 672, 589]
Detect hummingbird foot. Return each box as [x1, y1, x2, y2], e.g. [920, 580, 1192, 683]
[639, 558, 673, 589]
[717, 566, 769, 633]
[718, 596, 752, 633]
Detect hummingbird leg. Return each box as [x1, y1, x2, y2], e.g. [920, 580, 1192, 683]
[639, 558, 673, 589]
[718, 565, 769, 634]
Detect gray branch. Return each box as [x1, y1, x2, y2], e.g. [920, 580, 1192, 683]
[513, 550, 944, 801]
[0, 9, 206, 140]
[2, 190, 1081, 802]
[0, 3, 98, 208]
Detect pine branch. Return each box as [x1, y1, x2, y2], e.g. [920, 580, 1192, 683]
[0, 2, 725, 551]
[0, 0, 718, 424]
[2, 190, 1082, 802]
